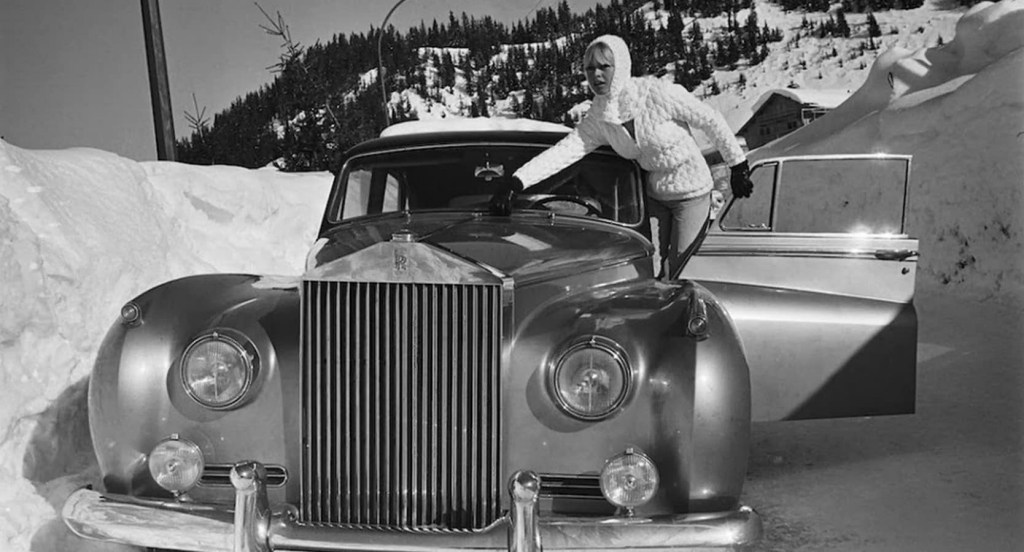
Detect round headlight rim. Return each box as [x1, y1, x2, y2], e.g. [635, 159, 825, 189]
[550, 334, 632, 422]
[179, 328, 259, 410]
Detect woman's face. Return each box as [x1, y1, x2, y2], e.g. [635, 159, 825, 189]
[585, 48, 615, 96]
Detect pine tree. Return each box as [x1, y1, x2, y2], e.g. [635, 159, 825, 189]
[521, 89, 536, 118]
[460, 54, 474, 96]
[866, 13, 881, 38]
[440, 51, 456, 89]
[836, 8, 851, 37]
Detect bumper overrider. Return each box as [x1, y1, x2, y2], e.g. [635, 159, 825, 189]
[63, 461, 762, 551]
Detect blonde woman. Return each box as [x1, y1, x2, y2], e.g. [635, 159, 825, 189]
[491, 34, 752, 278]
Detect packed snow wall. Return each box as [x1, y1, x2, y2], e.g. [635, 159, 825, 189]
[0, 141, 330, 551]
[753, 0, 1024, 301]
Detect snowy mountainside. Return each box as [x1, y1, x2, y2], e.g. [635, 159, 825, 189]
[705, 0, 965, 128]
[377, 0, 965, 127]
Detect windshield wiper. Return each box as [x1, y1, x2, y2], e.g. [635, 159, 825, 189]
[413, 214, 483, 241]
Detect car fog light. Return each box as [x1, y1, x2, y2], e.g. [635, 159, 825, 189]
[600, 448, 659, 512]
[148, 436, 204, 495]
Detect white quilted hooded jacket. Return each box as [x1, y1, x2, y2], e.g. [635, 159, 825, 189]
[513, 35, 745, 201]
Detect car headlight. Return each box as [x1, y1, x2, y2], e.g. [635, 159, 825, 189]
[180, 329, 258, 409]
[148, 435, 204, 495]
[600, 447, 659, 511]
[551, 335, 631, 420]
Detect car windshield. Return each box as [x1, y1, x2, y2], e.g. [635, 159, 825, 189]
[333, 144, 643, 225]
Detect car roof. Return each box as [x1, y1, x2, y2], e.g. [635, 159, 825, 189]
[343, 129, 577, 158]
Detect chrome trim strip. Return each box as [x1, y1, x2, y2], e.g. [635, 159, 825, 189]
[696, 247, 919, 260]
[63, 487, 762, 551]
[753, 153, 914, 166]
[538, 474, 603, 499]
[201, 464, 287, 488]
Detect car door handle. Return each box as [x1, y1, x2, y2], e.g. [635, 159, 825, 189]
[875, 249, 917, 261]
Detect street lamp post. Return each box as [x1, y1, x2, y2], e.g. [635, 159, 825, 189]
[377, 0, 410, 127]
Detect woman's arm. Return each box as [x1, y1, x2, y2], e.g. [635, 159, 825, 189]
[660, 83, 746, 167]
[513, 119, 604, 188]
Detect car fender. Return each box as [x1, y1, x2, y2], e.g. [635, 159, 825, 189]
[508, 276, 751, 513]
[89, 273, 300, 498]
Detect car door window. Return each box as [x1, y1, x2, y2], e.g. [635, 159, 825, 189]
[775, 158, 907, 234]
[719, 157, 909, 234]
[719, 163, 777, 231]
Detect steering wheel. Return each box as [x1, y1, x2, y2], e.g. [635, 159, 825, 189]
[525, 195, 603, 217]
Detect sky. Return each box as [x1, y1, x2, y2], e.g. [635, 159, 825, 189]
[0, 0, 604, 162]
[0, 1, 1021, 550]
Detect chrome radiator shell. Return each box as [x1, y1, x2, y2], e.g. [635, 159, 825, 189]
[300, 239, 512, 530]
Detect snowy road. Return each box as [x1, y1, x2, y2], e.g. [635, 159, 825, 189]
[744, 287, 1023, 551]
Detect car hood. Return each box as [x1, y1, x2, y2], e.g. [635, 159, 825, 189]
[309, 212, 653, 284]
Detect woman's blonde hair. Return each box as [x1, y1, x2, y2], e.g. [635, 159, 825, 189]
[583, 41, 614, 67]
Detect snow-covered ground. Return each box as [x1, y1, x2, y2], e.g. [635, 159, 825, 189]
[0, 0, 1020, 550]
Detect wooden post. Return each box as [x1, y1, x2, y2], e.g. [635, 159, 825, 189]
[141, 0, 176, 160]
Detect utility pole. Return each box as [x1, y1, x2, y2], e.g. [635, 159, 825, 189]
[141, 0, 176, 160]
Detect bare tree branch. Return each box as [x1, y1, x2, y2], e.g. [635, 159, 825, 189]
[183, 93, 210, 137]
[254, 2, 339, 129]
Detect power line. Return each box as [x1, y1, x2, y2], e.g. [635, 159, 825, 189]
[523, 0, 548, 22]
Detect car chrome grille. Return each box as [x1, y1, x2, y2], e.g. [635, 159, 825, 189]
[301, 280, 503, 530]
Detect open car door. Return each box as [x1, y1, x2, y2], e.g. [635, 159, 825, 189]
[681, 154, 918, 421]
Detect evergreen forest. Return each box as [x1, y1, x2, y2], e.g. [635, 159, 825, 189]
[176, 0, 815, 171]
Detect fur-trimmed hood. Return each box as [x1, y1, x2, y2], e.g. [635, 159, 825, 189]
[586, 35, 640, 125]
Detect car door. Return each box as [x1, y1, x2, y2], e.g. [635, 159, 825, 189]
[681, 154, 918, 421]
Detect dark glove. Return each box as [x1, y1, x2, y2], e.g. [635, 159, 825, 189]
[488, 176, 524, 216]
[730, 160, 753, 199]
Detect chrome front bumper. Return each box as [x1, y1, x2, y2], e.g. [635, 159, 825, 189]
[63, 462, 761, 551]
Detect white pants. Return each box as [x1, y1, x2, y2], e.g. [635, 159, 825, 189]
[650, 192, 711, 279]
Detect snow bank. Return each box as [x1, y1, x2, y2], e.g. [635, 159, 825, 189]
[752, 0, 1024, 300]
[0, 142, 330, 551]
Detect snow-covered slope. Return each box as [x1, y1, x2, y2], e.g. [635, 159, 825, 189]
[0, 1, 1021, 551]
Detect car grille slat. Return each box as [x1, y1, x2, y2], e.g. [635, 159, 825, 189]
[302, 279, 502, 530]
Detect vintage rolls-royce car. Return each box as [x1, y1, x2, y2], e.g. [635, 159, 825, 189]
[62, 120, 918, 551]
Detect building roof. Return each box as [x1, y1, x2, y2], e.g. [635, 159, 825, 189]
[737, 88, 853, 135]
[749, 88, 852, 114]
